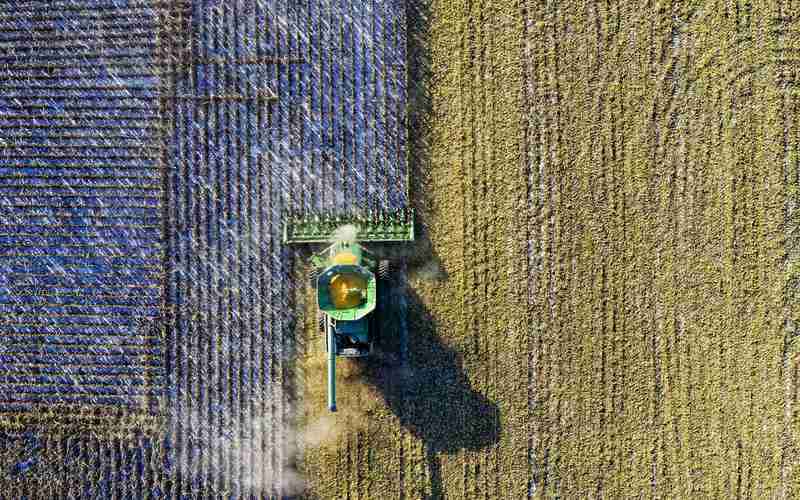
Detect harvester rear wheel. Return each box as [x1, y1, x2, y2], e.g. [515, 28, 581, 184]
[309, 266, 319, 289]
[378, 260, 391, 280]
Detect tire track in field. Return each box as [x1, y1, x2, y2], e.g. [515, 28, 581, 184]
[774, 2, 800, 497]
[520, 0, 541, 494]
[465, 0, 490, 495]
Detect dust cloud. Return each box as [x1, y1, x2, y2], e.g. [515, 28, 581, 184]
[331, 224, 358, 244]
[298, 354, 379, 450]
[179, 404, 306, 497]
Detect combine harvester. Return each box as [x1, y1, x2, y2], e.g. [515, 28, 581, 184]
[284, 210, 414, 411]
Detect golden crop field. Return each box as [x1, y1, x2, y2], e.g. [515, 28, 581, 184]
[298, 0, 800, 498]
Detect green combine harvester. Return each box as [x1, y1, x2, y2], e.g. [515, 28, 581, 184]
[284, 209, 414, 412]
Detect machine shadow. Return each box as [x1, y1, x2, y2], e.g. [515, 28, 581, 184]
[361, 1, 501, 496]
[355, 277, 500, 499]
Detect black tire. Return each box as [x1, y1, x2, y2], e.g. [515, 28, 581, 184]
[309, 267, 319, 289]
[378, 260, 391, 280]
[318, 314, 326, 333]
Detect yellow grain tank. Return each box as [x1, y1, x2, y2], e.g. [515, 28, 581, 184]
[329, 272, 368, 309]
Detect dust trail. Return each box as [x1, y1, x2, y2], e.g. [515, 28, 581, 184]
[408, 258, 445, 282]
[179, 404, 307, 497]
[299, 354, 379, 449]
[301, 414, 342, 448]
[331, 224, 359, 244]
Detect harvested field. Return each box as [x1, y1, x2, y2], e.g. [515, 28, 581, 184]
[523, 2, 800, 498]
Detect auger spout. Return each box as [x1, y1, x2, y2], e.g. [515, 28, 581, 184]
[328, 324, 337, 412]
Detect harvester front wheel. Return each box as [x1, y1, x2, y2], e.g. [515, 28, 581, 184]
[378, 260, 391, 280]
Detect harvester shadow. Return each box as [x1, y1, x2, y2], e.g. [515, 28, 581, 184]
[359, 1, 497, 494]
[335, 0, 489, 495]
[357, 278, 500, 499]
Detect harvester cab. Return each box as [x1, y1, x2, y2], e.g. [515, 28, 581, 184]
[283, 210, 414, 412]
[313, 240, 377, 355]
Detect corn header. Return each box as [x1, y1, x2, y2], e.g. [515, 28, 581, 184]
[284, 209, 414, 412]
[283, 209, 414, 243]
